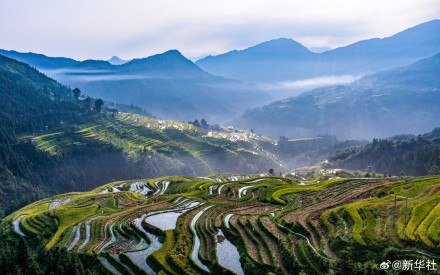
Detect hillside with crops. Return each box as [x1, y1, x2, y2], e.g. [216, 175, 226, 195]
[2, 173, 440, 274]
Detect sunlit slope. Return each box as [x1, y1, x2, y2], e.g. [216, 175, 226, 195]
[3, 174, 440, 274]
[22, 112, 282, 175]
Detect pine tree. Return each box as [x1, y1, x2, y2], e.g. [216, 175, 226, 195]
[72, 88, 81, 100]
[26, 258, 42, 275]
[95, 99, 104, 113]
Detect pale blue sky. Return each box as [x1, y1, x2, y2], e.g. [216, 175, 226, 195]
[1, 0, 439, 60]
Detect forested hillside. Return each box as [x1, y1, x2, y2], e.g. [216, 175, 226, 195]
[0, 54, 88, 216]
[327, 128, 440, 176]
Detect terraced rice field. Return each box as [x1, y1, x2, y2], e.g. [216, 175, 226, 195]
[21, 112, 282, 176]
[3, 174, 440, 274]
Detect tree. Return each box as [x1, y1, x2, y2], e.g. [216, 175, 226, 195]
[17, 237, 30, 267]
[26, 259, 42, 275]
[329, 250, 356, 274]
[429, 165, 440, 175]
[193, 119, 201, 127]
[84, 97, 91, 109]
[94, 99, 104, 113]
[72, 88, 81, 100]
[365, 172, 370, 178]
[269, 168, 274, 175]
[201, 119, 208, 128]
[278, 136, 288, 143]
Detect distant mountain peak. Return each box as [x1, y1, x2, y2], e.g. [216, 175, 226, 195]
[160, 49, 186, 58]
[75, 59, 113, 69]
[233, 38, 312, 56]
[107, 56, 129, 65]
[132, 49, 189, 64]
[120, 49, 204, 75]
[255, 37, 306, 47]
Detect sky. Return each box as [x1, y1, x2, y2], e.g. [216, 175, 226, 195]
[1, 0, 439, 60]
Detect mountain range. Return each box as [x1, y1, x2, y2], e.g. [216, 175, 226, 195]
[1, 19, 440, 139]
[196, 20, 440, 83]
[0, 49, 270, 123]
[232, 51, 440, 140]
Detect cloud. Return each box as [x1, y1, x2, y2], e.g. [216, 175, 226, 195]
[0, 0, 439, 59]
[257, 74, 363, 100]
[280, 75, 362, 88]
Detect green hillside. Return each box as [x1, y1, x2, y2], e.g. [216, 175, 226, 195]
[2, 174, 440, 274]
[22, 111, 283, 176]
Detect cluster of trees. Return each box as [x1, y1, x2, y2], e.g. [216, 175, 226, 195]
[188, 118, 221, 130]
[106, 102, 156, 118]
[72, 88, 103, 112]
[328, 128, 440, 176]
[0, 234, 104, 274]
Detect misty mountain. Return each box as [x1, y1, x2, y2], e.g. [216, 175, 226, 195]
[72, 59, 114, 70]
[232, 52, 440, 140]
[1, 49, 269, 123]
[197, 38, 315, 82]
[107, 55, 129, 65]
[118, 50, 203, 75]
[197, 20, 440, 83]
[60, 50, 269, 122]
[0, 49, 79, 69]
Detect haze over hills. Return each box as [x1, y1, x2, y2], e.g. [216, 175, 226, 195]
[232, 51, 440, 140]
[0, 49, 270, 123]
[196, 20, 440, 83]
